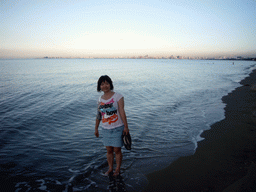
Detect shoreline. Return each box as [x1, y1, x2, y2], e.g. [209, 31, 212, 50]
[144, 69, 256, 191]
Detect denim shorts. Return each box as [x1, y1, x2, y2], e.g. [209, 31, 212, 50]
[101, 125, 124, 147]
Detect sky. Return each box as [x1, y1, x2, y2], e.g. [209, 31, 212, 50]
[1, 0, 256, 58]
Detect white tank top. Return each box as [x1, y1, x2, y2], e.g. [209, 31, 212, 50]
[98, 92, 124, 129]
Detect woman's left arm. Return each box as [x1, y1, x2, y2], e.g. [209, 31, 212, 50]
[118, 97, 129, 135]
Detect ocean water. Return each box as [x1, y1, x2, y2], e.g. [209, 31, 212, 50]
[0, 59, 255, 191]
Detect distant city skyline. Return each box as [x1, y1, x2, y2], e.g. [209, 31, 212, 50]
[1, 48, 256, 59]
[1, 0, 256, 59]
[40, 54, 255, 60]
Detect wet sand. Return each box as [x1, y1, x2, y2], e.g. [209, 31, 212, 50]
[145, 69, 256, 192]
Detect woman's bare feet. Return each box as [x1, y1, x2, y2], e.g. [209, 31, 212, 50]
[113, 168, 120, 176]
[105, 168, 113, 176]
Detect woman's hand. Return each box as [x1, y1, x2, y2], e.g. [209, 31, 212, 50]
[95, 130, 99, 137]
[123, 127, 129, 135]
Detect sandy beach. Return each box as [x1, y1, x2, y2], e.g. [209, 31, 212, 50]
[145, 69, 256, 192]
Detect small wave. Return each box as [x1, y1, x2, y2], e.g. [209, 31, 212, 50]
[14, 178, 66, 192]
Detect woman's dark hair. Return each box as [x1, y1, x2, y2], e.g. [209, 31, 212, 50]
[97, 75, 114, 92]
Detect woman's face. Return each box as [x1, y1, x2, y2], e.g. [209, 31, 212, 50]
[100, 81, 111, 93]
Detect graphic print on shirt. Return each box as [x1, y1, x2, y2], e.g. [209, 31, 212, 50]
[99, 98, 118, 125]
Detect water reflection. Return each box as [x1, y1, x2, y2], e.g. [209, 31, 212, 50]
[108, 172, 127, 192]
[67, 169, 127, 191]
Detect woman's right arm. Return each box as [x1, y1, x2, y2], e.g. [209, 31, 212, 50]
[95, 119, 100, 137]
[95, 104, 101, 137]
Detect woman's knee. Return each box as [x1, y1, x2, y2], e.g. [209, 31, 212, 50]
[106, 146, 114, 154]
[113, 147, 121, 154]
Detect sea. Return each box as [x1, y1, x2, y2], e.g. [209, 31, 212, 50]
[0, 59, 255, 191]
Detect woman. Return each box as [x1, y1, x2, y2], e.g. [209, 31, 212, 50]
[95, 75, 129, 176]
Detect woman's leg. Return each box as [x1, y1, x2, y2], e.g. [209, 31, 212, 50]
[113, 147, 122, 176]
[106, 146, 114, 175]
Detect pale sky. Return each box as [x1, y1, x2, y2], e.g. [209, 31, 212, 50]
[1, 0, 256, 58]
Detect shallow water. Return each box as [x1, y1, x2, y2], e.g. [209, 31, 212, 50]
[0, 59, 255, 191]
